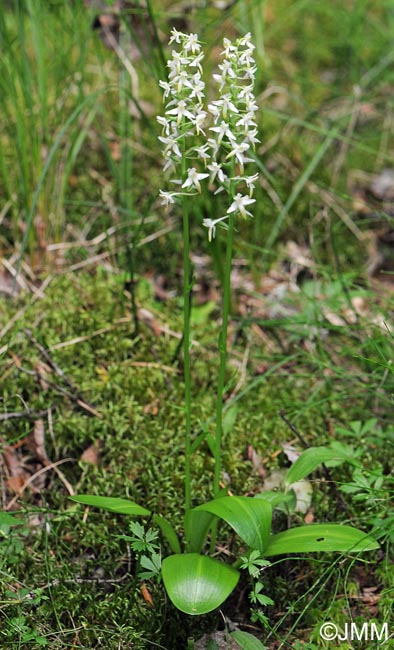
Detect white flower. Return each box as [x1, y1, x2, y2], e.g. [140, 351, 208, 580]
[225, 141, 253, 172]
[183, 33, 200, 54]
[245, 128, 260, 146]
[158, 135, 182, 159]
[194, 144, 210, 163]
[244, 96, 258, 113]
[207, 102, 220, 121]
[172, 70, 194, 93]
[158, 30, 259, 238]
[188, 51, 204, 72]
[208, 94, 239, 120]
[166, 99, 196, 125]
[159, 190, 178, 207]
[237, 83, 254, 98]
[221, 37, 237, 57]
[205, 136, 216, 152]
[168, 50, 189, 73]
[157, 115, 172, 135]
[232, 173, 259, 196]
[240, 65, 257, 81]
[182, 168, 209, 193]
[209, 120, 235, 145]
[213, 59, 237, 90]
[237, 33, 254, 52]
[227, 193, 255, 218]
[202, 216, 228, 241]
[159, 80, 171, 99]
[243, 173, 259, 196]
[207, 162, 227, 184]
[235, 112, 257, 133]
[194, 111, 207, 135]
[189, 74, 205, 101]
[169, 28, 183, 44]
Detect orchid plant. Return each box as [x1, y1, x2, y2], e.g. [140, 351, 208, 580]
[71, 30, 379, 645]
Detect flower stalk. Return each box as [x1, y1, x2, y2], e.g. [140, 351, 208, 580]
[158, 29, 259, 515]
[158, 29, 207, 513]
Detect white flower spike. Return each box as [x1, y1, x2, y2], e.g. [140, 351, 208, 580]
[158, 30, 208, 205]
[205, 31, 259, 236]
[158, 30, 259, 238]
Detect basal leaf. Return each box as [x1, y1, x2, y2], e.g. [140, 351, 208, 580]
[231, 630, 268, 650]
[184, 508, 214, 552]
[153, 514, 181, 554]
[285, 446, 350, 487]
[194, 496, 272, 552]
[264, 524, 379, 557]
[70, 495, 150, 517]
[162, 553, 239, 615]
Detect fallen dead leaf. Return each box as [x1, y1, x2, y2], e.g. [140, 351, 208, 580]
[282, 443, 300, 464]
[304, 510, 315, 524]
[35, 360, 52, 390]
[246, 444, 266, 479]
[361, 586, 380, 606]
[292, 479, 313, 514]
[6, 475, 26, 494]
[28, 419, 49, 465]
[108, 140, 121, 162]
[138, 308, 162, 337]
[80, 441, 101, 465]
[286, 240, 315, 270]
[141, 583, 154, 606]
[143, 399, 159, 416]
[370, 168, 394, 201]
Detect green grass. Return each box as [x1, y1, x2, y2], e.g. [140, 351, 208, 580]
[0, 0, 394, 647]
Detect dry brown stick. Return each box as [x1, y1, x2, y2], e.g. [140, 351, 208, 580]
[0, 410, 50, 422]
[5, 458, 75, 511]
[24, 328, 77, 392]
[20, 333, 102, 418]
[279, 410, 310, 448]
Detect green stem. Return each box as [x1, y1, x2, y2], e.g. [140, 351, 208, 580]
[213, 210, 235, 498]
[119, 24, 138, 335]
[182, 159, 192, 513]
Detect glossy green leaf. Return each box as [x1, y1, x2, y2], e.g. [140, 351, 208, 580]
[184, 508, 214, 552]
[70, 495, 150, 517]
[153, 514, 181, 554]
[264, 524, 379, 557]
[231, 630, 268, 649]
[162, 553, 239, 615]
[194, 496, 272, 552]
[285, 447, 350, 487]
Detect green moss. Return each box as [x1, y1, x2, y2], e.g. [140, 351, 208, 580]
[0, 267, 392, 646]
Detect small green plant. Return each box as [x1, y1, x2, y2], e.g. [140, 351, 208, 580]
[118, 520, 162, 582]
[240, 550, 273, 629]
[6, 615, 48, 647]
[71, 29, 379, 647]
